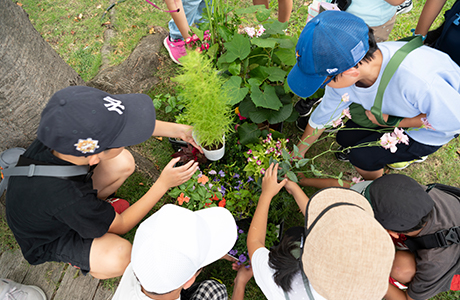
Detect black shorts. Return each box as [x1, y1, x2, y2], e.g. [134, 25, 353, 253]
[336, 120, 442, 171]
[46, 231, 93, 275]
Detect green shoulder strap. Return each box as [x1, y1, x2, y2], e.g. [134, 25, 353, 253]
[370, 36, 423, 126]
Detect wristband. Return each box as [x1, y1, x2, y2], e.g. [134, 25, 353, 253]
[411, 29, 427, 41]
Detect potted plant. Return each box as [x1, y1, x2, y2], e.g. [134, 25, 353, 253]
[172, 50, 234, 161]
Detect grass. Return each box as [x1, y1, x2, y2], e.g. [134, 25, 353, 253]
[4, 0, 460, 298]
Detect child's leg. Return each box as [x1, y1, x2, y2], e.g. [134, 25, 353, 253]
[168, 0, 206, 40]
[89, 233, 132, 279]
[253, 0, 269, 9]
[277, 0, 292, 22]
[390, 250, 416, 285]
[92, 149, 135, 200]
[166, 0, 191, 40]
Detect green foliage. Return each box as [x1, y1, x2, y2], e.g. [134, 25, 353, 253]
[172, 51, 234, 149]
[0, 217, 19, 252]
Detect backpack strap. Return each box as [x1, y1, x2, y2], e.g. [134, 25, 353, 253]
[2, 164, 89, 178]
[371, 36, 424, 126]
[405, 226, 460, 252]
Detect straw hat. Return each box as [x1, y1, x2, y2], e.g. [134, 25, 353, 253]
[302, 187, 394, 300]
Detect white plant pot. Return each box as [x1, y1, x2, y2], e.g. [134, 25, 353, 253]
[193, 131, 225, 161]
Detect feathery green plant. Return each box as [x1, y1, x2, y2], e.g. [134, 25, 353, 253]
[173, 51, 234, 149]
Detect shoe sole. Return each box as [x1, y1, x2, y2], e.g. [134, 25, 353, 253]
[296, 120, 305, 132]
[387, 156, 427, 170]
[163, 37, 182, 65]
[296, 98, 323, 117]
[396, 2, 413, 15]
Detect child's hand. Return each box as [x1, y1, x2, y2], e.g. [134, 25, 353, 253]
[178, 125, 203, 153]
[233, 263, 253, 285]
[365, 110, 390, 127]
[157, 157, 198, 189]
[284, 179, 299, 195]
[261, 163, 287, 199]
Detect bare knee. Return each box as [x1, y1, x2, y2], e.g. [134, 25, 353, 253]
[118, 149, 135, 178]
[391, 251, 416, 284]
[90, 234, 132, 279]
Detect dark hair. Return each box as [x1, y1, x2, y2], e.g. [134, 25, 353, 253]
[394, 212, 431, 234]
[268, 236, 301, 292]
[331, 26, 378, 82]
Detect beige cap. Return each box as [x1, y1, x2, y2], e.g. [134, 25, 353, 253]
[302, 188, 394, 300]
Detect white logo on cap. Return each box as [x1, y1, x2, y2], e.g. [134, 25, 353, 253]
[74, 138, 100, 154]
[326, 68, 338, 74]
[103, 96, 125, 115]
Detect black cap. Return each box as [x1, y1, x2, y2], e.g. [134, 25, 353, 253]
[37, 86, 156, 156]
[369, 174, 434, 232]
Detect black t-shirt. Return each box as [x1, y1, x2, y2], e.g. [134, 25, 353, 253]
[5, 139, 115, 265]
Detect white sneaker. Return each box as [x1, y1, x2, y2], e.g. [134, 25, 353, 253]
[0, 279, 47, 300]
[396, 0, 413, 15]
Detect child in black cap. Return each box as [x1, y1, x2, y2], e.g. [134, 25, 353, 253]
[369, 174, 460, 300]
[5, 86, 199, 279]
[298, 173, 460, 299]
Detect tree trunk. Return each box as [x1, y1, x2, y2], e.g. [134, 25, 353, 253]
[0, 0, 85, 152]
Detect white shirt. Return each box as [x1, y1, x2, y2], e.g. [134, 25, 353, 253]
[251, 247, 326, 300]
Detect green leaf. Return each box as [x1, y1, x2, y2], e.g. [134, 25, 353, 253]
[217, 25, 233, 42]
[228, 62, 241, 76]
[235, 5, 261, 15]
[190, 27, 204, 41]
[248, 103, 293, 124]
[298, 158, 310, 167]
[250, 37, 277, 49]
[248, 77, 263, 87]
[264, 20, 288, 35]
[275, 48, 296, 66]
[266, 67, 287, 82]
[272, 37, 295, 49]
[237, 122, 262, 145]
[165, 106, 172, 113]
[224, 34, 251, 62]
[293, 144, 299, 156]
[248, 66, 269, 82]
[310, 164, 323, 177]
[207, 43, 219, 61]
[286, 171, 298, 183]
[250, 83, 282, 110]
[281, 148, 290, 161]
[256, 7, 271, 22]
[223, 76, 249, 105]
[338, 178, 344, 187]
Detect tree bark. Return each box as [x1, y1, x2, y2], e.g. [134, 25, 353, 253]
[0, 0, 85, 152]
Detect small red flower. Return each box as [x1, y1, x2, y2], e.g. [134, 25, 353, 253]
[177, 193, 190, 205]
[218, 199, 226, 207]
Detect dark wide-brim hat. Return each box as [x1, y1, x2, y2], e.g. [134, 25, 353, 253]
[369, 174, 434, 232]
[37, 86, 156, 156]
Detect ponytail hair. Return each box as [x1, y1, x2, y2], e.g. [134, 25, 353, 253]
[268, 236, 302, 292]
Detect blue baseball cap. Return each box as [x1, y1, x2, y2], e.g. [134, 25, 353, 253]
[37, 86, 156, 156]
[287, 11, 369, 98]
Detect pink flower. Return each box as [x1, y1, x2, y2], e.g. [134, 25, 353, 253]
[341, 93, 350, 102]
[234, 124, 240, 131]
[352, 177, 364, 184]
[185, 37, 192, 44]
[393, 128, 409, 145]
[342, 108, 351, 119]
[256, 160, 262, 166]
[421, 117, 435, 130]
[244, 27, 256, 38]
[247, 149, 252, 155]
[380, 132, 399, 153]
[332, 118, 343, 128]
[191, 34, 199, 42]
[286, 138, 289, 142]
[247, 157, 252, 162]
[260, 168, 266, 175]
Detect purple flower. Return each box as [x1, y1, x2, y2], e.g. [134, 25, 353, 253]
[238, 229, 244, 234]
[218, 170, 225, 177]
[218, 185, 226, 195]
[247, 176, 254, 182]
[239, 254, 247, 263]
[233, 173, 240, 179]
[213, 177, 220, 182]
[229, 249, 238, 256]
[209, 170, 217, 175]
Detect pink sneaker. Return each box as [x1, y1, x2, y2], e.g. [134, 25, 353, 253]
[163, 36, 186, 64]
[106, 197, 130, 214]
